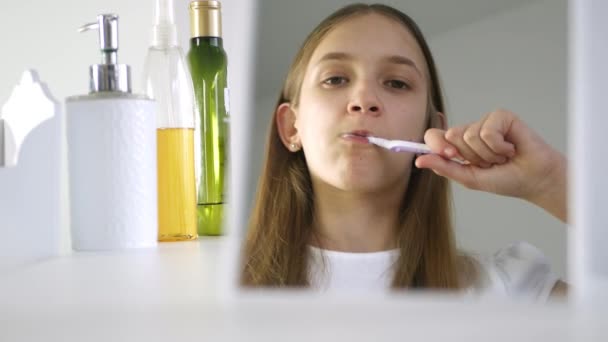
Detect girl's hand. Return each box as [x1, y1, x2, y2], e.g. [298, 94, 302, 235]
[416, 109, 567, 222]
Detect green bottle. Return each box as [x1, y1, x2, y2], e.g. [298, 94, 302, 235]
[187, 0, 228, 236]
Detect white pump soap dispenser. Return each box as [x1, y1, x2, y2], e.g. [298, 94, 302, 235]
[66, 14, 158, 251]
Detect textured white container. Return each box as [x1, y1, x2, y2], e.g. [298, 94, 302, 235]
[66, 94, 157, 250]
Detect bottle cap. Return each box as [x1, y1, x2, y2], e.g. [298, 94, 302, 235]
[151, 0, 179, 47]
[189, 1, 222, 38]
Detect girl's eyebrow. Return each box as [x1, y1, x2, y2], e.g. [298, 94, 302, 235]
[383, 55, 422, 77]
[315, 52, 422, 77]
[316, 52, 353, 63]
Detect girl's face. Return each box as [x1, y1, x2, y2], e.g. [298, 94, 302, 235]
[289, 13, 430, 193]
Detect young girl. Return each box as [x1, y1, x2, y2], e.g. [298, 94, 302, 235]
[241, 3, 567, 300]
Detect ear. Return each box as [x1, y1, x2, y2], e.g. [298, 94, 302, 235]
[430, 111, 447, 130]
[275, 102, 301, 151]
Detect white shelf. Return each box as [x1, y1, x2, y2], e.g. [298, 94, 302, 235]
[0, 237, 606, 341]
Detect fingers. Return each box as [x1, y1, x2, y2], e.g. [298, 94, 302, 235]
[443, 111, 516, 167]
[445, 125, 490, 167]
[477, 111, 517, 157]
[423, 128, 463, 160]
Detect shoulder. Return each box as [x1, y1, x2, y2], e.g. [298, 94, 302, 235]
[465, 241, 560, 302]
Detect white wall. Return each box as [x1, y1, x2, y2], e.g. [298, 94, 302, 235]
[0, 0, 256, 259]
[0, 0, 150, 106]
[252, 0, 568, 278]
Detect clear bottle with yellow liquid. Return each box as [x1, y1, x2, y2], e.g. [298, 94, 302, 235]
[143, 0, 197, 241]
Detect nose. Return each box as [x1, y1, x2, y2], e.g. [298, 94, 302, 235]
[347, 81, 382, 116]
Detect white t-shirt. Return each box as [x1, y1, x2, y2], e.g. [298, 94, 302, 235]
[308, 241, 560, 302]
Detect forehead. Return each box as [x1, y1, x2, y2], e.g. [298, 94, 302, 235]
[309, 13, 427, 75]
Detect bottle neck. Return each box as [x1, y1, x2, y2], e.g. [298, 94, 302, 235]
[190, 36, 223, 47]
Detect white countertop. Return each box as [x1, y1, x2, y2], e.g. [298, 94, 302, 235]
[0, 238, 606, 342]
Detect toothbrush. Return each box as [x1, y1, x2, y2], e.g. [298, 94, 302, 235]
[366, 136, 431, 154]
[366, 136, 467, 164]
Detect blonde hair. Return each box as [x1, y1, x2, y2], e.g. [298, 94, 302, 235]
[242, 3, 474, 289]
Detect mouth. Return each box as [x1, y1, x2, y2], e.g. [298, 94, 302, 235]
[341, 130, 373, 144]
[347, 130, 371, 137]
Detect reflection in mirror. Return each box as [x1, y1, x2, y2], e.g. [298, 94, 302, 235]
[240, 0, 567, 300]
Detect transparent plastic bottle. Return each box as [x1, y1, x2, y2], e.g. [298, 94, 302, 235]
[143, 0, 197, 241]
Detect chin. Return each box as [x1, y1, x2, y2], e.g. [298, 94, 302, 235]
[312, 159, 411, 193]
[337, 166, 412, 193]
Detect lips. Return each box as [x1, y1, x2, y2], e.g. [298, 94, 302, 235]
[346, 130, 372, 137]
[341, 130, 373, 144]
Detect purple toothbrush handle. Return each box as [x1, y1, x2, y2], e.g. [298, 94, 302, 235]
[390, 146, 429, 154]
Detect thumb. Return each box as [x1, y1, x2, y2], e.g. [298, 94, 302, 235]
[415, 154, 477, 187]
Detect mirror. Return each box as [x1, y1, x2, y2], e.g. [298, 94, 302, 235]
[241, 0, 567, 296]
[0, 0, 569, 301]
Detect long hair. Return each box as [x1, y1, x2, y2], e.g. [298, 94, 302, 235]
[242, 3, 474, 289]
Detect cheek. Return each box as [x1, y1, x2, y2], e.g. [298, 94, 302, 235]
[294, 114, 332, 160]
[299, 82, 347, 115]
[295, 101, 340, 140]
[389, 101, 428, 139]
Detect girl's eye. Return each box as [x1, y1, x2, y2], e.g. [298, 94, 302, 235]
[385, 80, 409, 89]
[322, 76, 348, 86]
